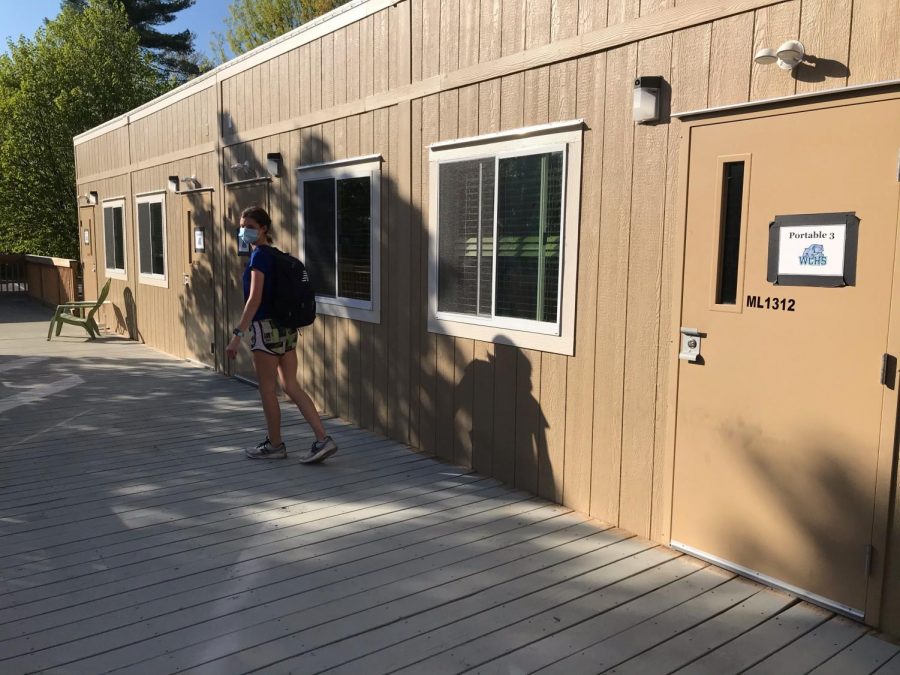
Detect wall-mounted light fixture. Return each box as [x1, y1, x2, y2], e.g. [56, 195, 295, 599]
[168, 175, 180, 193]
[181, 175, 201, 190]
[87, 191, 98, 205]
[230, 160, 251, 176]
[266, 152, 283, 177]
[754, 40, 805, 70]
[633, 76, 662, 124]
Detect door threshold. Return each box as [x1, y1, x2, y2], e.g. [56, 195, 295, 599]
[670, 540, 864, 620]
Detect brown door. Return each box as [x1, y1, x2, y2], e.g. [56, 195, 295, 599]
[672, 95, 900, 618]
[181, 192, 216, 367]
[224, 182, 269, 379]
[78, 206, 98, 301]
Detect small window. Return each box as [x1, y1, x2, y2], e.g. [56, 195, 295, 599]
[136, 193, 168, 287]
[103, 199, 126, 280]
[428, 121, 583, 355]
[710, 154, 751, 311]
[298, 156, 381, 323]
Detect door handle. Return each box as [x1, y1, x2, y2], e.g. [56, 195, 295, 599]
[679, 327, 702, 362]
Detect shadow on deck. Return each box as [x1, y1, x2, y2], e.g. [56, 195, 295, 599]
[0, 296, 898, 674]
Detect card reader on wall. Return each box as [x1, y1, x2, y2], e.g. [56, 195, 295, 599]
[679, 327, 702, 362]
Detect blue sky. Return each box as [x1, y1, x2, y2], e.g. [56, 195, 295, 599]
[0, 0, 229, 58]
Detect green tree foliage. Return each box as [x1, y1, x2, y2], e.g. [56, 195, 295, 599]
[63, 0, 202, 81]
[0, 1, 166, 257]
[212, 0, 349, 62]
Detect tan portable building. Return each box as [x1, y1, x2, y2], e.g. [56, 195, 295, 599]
[73, 0, 900, 633]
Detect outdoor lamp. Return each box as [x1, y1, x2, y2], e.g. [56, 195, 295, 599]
[633, 76, 662, 124]
[87, 191, 98, 205]
[267, 152, 283, 177]
[167, 175, 180, 193]
[754, 40, 805, 70]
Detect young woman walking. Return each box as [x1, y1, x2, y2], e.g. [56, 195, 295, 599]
[225, 206, 338, 464]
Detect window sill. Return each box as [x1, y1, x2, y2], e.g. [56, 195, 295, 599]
[427, 314, 573, 355]
[105, 269, 127, 281]
[316, 298, 380, 324]
[138, 274, 169, 289]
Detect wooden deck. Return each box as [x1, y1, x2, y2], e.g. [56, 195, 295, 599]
[1, 295, 898, 675]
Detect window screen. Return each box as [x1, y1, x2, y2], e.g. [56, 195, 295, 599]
[437, 150, 563, 324]
[104, 205, 124, 271]
[138, 199, 165, 276]
[303, 175, 372, 302]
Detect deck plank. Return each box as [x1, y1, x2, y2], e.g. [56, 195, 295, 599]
[2, 297, 898, 674]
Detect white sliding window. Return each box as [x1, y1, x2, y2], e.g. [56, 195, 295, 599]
[136, 192, 168, 288]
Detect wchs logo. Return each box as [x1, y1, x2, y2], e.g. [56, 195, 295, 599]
[799, 243, 827, 266]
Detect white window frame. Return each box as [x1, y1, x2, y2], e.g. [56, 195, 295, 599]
[297, 154, 382, 324]
[102, 198, 127, 281]
[135, 191, 169, 288]
[428, 120, 583, 356]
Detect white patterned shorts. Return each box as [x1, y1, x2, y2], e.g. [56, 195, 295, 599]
[249, 319, 298, 356]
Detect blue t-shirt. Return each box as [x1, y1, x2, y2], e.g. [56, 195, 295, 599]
[243, 245, 275, 321]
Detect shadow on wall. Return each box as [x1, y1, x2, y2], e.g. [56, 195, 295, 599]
[112, 286, 139, 341]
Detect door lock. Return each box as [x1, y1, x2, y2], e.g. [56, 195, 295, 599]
[679, 327, 702, 362]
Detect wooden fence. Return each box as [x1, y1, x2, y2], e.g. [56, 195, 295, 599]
[0, 254, 80, 306]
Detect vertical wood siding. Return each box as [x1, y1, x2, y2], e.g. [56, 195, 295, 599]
[74, 0, 900, 632]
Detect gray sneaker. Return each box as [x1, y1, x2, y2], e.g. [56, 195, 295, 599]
[245, 437, 287, 459]
[298, 436, 338, 464]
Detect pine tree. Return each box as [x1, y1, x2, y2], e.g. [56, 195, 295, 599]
[63, 0, 201, 80]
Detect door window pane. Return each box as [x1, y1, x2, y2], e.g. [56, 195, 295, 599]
[716, 162, 745, 305]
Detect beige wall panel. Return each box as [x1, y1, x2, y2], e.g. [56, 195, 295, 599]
[346, 22, 361, 103]
[493, 342, 518, 486]
[360, 17, 375, 98]
[502, 0, 526, 56]
[480, 0, 502, 62]
[454, 336, 474, 467]
[418, 95, 439, 455]
[527, 0, 552, 46]
[591, 44, 637, 525]
[539, 352, 567, 503]
[440, 0, 460, 74]
[552, 0, 579, 40]
[472, 341, 495, 475]
[619, 34, 672, 539]
[374, 10, 390, 94]
[411, 0, 423, 82]
[310, 40, 323, 113]
[750, 1, 801, 100]
[848, 0, 900, 85]
[641, 0, 674, 16]
[336, 28, 349, 107]
[434, 90, 459, 461]
[372, 109, 391, 434]
[359, 112, 376, 430]
[276, 54, 290, 123]
[608, 0, 641, 26]
[288, 48, 301, 119]
[515, 349, 541, 493]
[390, 1, 411, 89]
[390, 103, 413, 444]
[795, 0, 851, 94]
[408, 100, 423, 446]
[299, 44, 312, 116]
[708, 12, 754, 107]
[322, 33, 336, 111]
[562, 52, 606, 515]
[651, 21, 711, 543]
[578, 0, 609, 32]
[459, 0, 479, 69]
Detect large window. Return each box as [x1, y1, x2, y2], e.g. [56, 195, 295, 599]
[429, 122, 582, 355]
[299, 155, 381, 323]
[103, 199, 126, 280]
[136, 193, 168, 287]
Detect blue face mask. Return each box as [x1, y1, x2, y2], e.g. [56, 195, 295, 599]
[239, 227, 259, 245]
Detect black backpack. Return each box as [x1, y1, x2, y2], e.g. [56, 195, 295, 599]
[268, 247, 316, 329]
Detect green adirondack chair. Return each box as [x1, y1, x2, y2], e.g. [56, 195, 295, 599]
[47, 278, 112, 340]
